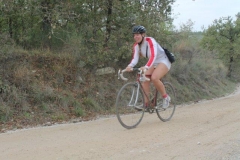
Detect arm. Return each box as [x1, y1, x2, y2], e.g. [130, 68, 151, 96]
[126, 43, 139, 71]
[144, 37, 157, 69]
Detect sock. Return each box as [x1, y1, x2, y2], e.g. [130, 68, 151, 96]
[162, 94, 168, 99]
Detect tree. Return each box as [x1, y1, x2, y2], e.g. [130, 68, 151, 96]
[0, 0, 176, 68]
[201, 14, 240, 77]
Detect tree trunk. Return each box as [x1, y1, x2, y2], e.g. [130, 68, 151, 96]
[41, 0, 52, 48]
[8, 17, 13, 38]
[227, 56, 233, 77]
[103, 0, 113, 48]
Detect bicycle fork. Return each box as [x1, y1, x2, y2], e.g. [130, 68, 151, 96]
[128, 83, 141, 107]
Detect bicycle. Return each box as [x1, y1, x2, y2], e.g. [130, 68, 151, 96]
[115, 68, 176, 129]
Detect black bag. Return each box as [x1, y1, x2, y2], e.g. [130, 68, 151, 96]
[163, 47, 175, 63]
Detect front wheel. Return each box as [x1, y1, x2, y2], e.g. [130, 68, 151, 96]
[116, 82, 145, 129]
[156, 82, 176, 122]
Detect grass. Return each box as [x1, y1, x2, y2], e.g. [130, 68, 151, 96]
[0, 44, 239, 131]
[0, 104, 12, 122]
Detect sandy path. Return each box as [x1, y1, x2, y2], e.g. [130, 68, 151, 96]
[1, 87, 240, 160]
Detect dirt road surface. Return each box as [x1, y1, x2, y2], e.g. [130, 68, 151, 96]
[1, 86, 240, 160]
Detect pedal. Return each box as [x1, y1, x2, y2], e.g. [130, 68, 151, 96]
[145, 108, 154, 114]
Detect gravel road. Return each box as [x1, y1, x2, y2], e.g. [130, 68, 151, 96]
[1, 86, 240, 160]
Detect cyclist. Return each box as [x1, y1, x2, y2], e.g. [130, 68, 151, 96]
[125, 25, 171, 109]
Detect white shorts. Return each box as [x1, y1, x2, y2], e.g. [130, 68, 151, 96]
[153, 56, 171, 70]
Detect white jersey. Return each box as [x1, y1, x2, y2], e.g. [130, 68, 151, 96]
[128, 37, 171, 70]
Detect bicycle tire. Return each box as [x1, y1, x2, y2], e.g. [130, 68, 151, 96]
[156, 82, 176, 122]
[116, 82, 145, 129]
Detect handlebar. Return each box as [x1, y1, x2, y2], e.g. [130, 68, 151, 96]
[118, 68, 150, 81]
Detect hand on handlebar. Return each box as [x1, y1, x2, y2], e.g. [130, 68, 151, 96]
[125, 66, 133, 72]
[118, 67, 150, 81]
[140, 66, 148, 74]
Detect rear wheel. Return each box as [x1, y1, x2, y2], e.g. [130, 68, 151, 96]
[156, 82, 176, 122]
[116, 82, 145, 129]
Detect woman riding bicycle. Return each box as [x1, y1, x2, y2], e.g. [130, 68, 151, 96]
[125, 25, 171, 109]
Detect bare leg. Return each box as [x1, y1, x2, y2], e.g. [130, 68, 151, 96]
[141, 80, 150, 105]
[141, 67, 155, 106]
[151, 63, 169, 96]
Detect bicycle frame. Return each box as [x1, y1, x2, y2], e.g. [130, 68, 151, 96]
[119, 68, 158, 109]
